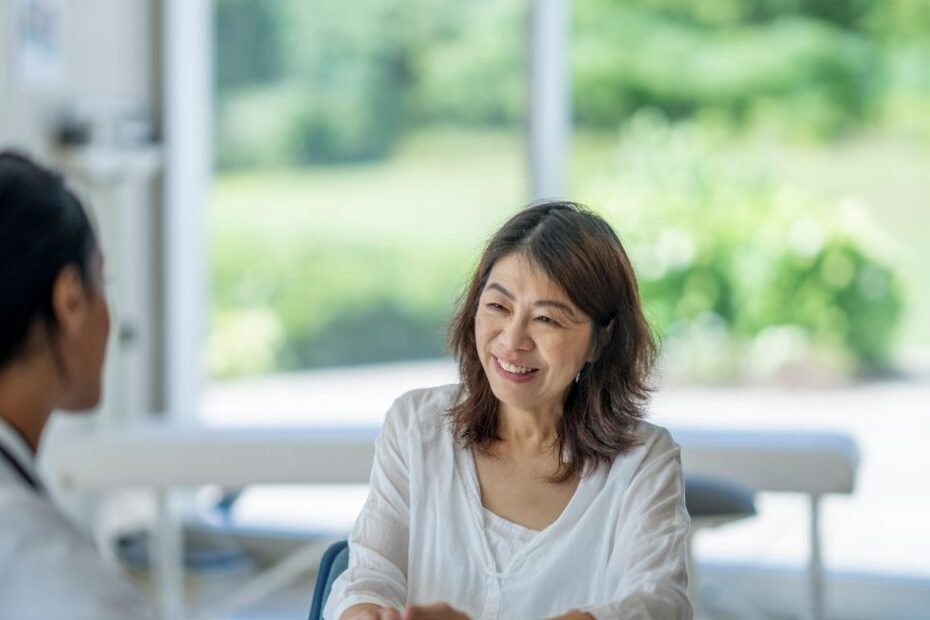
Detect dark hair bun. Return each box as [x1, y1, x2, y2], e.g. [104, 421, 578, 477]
[0, 150, 98, 367]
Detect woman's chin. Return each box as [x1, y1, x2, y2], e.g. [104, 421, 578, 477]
[60, 387, 103, 412]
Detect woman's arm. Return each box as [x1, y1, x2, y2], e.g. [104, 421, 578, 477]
[340, 603, 402, 620]
[581, 428, 692, 620]
[324, 400, 413, 619]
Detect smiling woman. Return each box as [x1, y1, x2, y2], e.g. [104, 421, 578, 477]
[449, 202, 658, 484]
[325, 201, 691, 620]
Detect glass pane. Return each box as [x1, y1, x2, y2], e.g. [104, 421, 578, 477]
[206, 0, 526, 422]
[570, 0, 929, 383]
[567, 0, 930, 592]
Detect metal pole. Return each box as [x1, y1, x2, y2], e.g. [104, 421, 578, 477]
[809, 494, 825, 620]
[527, 0, 570, 200]
[154, 489, 184, 620]
[164, 0, 209, 424]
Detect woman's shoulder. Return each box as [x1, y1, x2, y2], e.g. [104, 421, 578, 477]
[634, 419, 678, 452]
[384, 383, 460, 439]
[601, 420, 680, 480]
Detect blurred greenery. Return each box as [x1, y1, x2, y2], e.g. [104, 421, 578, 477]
[214, 0, 930, 165]
[208, 130, 523, 377]
[208, 0, 928, 381]
[594, 114, 904, 379]
[209, 125, 907, 381]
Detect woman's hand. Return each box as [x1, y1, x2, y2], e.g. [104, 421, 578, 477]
[402, 602, 470, 619]
[547, 612, 595, 620]
[341, 603, 403, 619]
[341, 602, 470, 620]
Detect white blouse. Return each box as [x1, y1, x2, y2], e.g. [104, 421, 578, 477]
[482, 508, 537, 575]
[324, 385, 691, 620]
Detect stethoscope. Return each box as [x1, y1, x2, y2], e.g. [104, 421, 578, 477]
[0, 439, 42, 493]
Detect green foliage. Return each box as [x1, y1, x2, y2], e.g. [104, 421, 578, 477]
[413, 1, 525, 126]
[598, 114, 904, 378]
[214, 85, 299, 169]
[209, 127, 905, 380]
[622, 0, 872, 30]
[210, 233, 469, 375]
[207, 0, 917, 379]
[206, 133, 522, 377]
[867, 0, 930, 42]
[214, 0, 284, 91]
[212, 0, 930, 167]
[572, 7, 880, 137]
[213, 0, 505, 168]
[754, 240, 902, 369]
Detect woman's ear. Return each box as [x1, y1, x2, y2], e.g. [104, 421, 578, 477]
[587, 319, 615, 363]
[51, 265, 90, 339]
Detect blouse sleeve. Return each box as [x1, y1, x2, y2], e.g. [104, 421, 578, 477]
[323, 399, 411, 619]
[583, 428, 693, 620]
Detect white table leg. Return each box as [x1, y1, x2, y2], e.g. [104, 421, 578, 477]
[808, 494, 824, 620]
[154, 489, 185, 620]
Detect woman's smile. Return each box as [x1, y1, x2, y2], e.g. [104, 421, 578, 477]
[492, 354, 540, 383]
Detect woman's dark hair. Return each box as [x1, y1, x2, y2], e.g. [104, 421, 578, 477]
[0, 150, 99, 368]
[447, 200, 657, 482]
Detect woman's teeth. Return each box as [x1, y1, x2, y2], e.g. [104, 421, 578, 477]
[498, 358, 535, 374]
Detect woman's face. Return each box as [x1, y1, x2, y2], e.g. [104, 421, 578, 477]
[475, 252, 593, 417]
[58, 252, 111, 411]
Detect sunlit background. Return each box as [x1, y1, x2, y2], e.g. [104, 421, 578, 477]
[208, 0, 927, 383]
[2, 0, 929, 618]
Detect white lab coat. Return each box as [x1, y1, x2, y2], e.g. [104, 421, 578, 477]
[0, 418, 152, 620]
[325, 385, 692, 620]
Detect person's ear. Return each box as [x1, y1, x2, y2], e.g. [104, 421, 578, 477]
[51, 265, 89, 339]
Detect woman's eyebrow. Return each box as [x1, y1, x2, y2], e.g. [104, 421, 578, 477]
[485, 282, 515, 299]
[486, 282, 577, 318]
[535, 300, 576, 318]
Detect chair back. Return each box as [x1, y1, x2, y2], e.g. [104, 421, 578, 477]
[309, 540, 350, 620]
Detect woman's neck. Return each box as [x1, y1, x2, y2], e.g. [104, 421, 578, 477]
[497, 402, 562, 453]
[0, 357, 57, 453]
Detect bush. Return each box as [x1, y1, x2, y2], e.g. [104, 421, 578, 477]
[214, 0, 284, 91]
[209, 229, 470, 377]
[573, 8, 881, 138]
[413, 0, 525, 126]
[600, 113, 904, 380]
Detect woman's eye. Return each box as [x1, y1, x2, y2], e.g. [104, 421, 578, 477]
[486, 302, 507, 312]
[536, 315, 561, 327]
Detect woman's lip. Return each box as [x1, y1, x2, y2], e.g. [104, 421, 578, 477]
[492, 355, 539, 383]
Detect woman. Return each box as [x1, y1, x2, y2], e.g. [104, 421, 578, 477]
[326, 202, 691, 619]
[0, 151, 151, 618]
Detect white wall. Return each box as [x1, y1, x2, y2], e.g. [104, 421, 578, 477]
[1, 0, 158, 152]
[1, 0, 166, 417]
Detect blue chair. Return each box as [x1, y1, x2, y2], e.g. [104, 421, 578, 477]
[684, 476, 757, 618]
[309, 540, 350, 620]
[685, 476, 756, 523]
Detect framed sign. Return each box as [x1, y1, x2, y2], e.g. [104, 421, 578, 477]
[12, 0, 64, 87]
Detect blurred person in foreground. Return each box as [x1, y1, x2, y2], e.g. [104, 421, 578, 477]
[0, 151, 152, 618]
[326, 201, 691, 620]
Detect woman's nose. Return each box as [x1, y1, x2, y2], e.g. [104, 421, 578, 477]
[499, 317, 533, 350]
